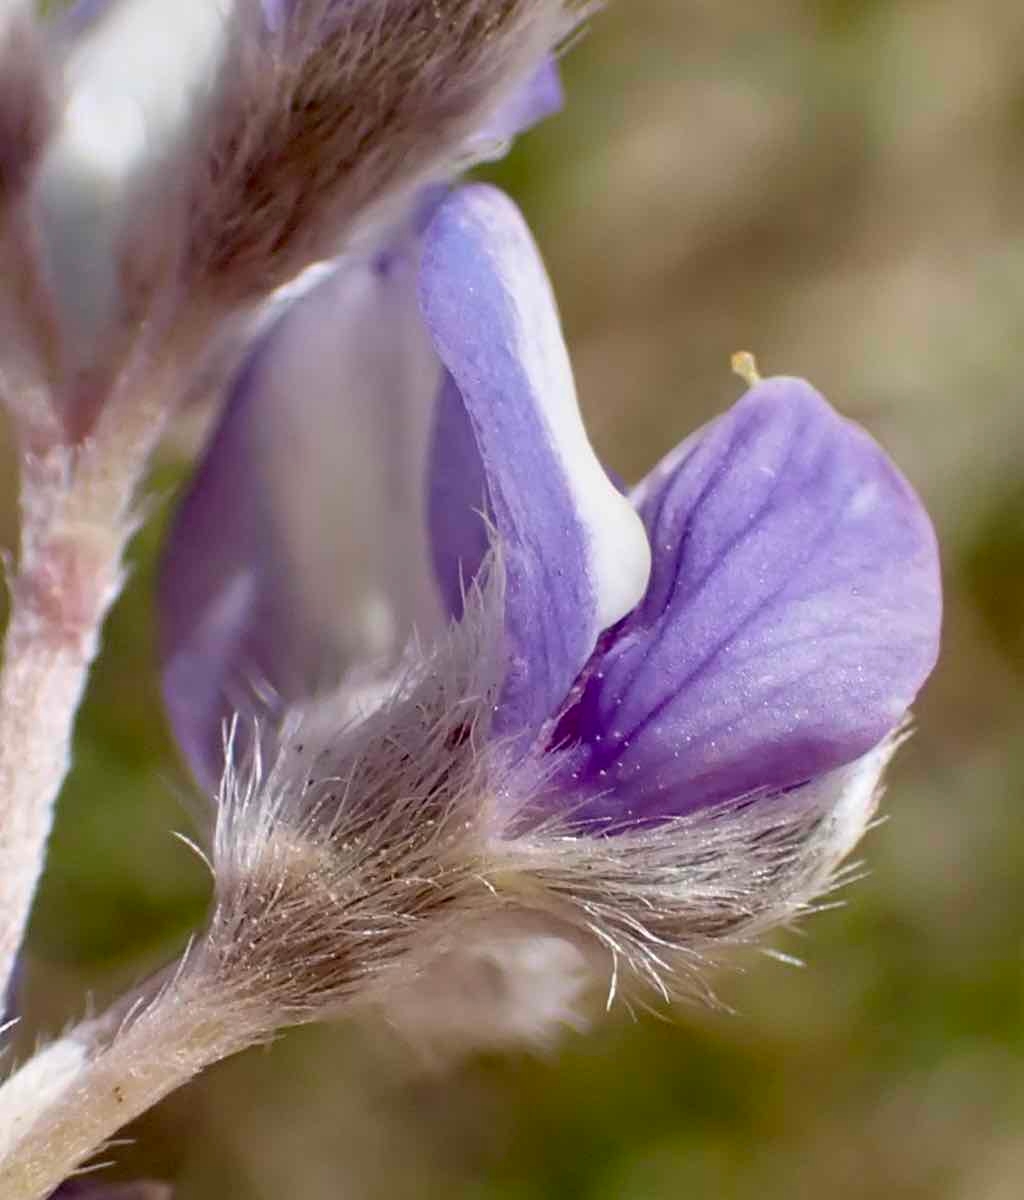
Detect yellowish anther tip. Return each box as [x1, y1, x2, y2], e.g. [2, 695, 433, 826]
[731, 351, 762, 388]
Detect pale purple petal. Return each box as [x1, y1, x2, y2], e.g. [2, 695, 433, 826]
[160, 249, 443, 789]
[554, 378, 942, 822]
[469, 57, 564, 158]
[427, 372, 490, 621]
[419, 185, 651, 742]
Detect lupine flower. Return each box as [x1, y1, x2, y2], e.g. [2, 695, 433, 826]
[158, 183, 941, 1034]
[0, 5, 943, 1196]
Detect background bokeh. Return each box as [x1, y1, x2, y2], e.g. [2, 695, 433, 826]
[7, 1, 1024, 1196]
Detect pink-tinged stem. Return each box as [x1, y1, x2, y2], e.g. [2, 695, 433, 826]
[0, 383, 172, 997]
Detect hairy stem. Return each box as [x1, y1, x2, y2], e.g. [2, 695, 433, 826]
[0, 386, 172, 996]
[0, 963, 266, 1200]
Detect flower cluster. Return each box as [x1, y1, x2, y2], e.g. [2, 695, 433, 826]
[0, 2, 940, 1198]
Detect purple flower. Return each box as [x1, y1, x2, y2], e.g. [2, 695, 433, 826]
[160, 183, 941, 832]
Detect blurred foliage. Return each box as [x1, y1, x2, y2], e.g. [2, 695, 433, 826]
[9, 1, 1024, 1197]
[964, 482, 1024, 673]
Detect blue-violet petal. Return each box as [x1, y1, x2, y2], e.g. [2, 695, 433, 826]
[419, 184, 651, 744]
[554, 377, 942, 822]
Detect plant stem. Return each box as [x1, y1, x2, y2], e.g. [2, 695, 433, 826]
[0, 385, 171, 997]
[0, 964, 263, 1200]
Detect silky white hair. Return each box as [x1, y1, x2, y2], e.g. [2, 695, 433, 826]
[183, 0, 580, 304]
[194, 569, 893, 1048]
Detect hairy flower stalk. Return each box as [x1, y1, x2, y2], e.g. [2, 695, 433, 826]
[0, 361, 180, 1000]
[0, 6, 185, 987]
[0, 968, 261, 1199]
[0, 588, 502, 1195]
[0, 579, 897, 1197]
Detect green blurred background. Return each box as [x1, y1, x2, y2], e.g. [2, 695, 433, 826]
[8, 1, 1024, 1196]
